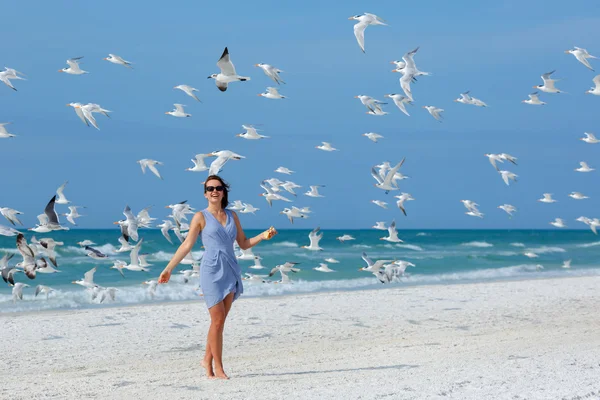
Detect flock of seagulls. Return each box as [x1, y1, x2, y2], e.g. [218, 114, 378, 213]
[1, 12, 598, 303]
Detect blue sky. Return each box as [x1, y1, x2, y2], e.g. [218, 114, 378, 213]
[1, 0, 599, 229]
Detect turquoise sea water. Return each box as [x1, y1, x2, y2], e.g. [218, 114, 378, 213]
[1, 229, 599, 313]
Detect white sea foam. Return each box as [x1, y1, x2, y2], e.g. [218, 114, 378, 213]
[396, 244, 423, 251]
[510, 242, 525, 247]
[351, 244, 372, 249]
[461, 241, 493, 248]
[525, 246, 566, 254]
[3, 266, 600, 314]
[416, 232, 431, 237]
[576, 241, 600, 248]
[272, 241, 299, 248]
[64, 243, 119, 256]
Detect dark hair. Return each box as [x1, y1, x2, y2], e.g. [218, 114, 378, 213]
[204, 175, 230, 209]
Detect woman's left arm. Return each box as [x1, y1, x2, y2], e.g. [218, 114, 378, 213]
[232, 211, 276, 250]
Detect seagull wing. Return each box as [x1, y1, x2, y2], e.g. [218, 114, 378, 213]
[217, 47, 236, 76]
[44, 196, 60, 225]
[353, 22, 367, 53]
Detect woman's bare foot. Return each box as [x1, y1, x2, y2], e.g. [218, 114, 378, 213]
[212, 370, 229, 380]
[201, 359, 214, 378]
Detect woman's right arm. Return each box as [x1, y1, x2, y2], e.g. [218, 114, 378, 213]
[158, 212, 204, 283]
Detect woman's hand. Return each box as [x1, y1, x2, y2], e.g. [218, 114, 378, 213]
[263, 226, 278, 240]
[158, 269, 172, 284]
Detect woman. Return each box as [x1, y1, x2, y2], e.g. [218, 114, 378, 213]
[158, 175, 277, 379]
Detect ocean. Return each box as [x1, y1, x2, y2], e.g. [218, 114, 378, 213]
[1, 229, 599, 313]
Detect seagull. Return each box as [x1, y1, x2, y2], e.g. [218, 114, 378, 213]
[185, 153, 213, 172]
[371, 159, 405, 193]
[12, 283, 28, 302]
[454, 91, 473, 104]
[142, 280, 158, 297]
[72, 267, 97, 288]
[550, 218, 567, 228]
[498, 204, 516, 217]
[373, 221, 387, 230]
[534, 70, 563, 93]
[104, 54, 133, 68]
[29, 196, 69, 232]
[569, 192, 589, 200]
[0, 225, 19, 237]
[380, 220, 403, 243]
[280, 207, 306, 224]
[174, 85, 201, 102]
[275, 166, 294, 175]
[242, 273, 269, 283]
[363, 132, 383, 142]
[75, 103, 111, 130]
[0, 67, 26, 91]
[522, 92, 546, 105]
[240, 203, 260, 214]
[269, 261, 301, 277]
[580, 132, 600, 144]
[524, 251, 539, 258]
[498, 170, 518, 186]
[392, 47, 430, 101]
[585, 75, 600, 95]
[280, 181, 301, 196]
[0, 122, 16, 138]
[58, 57, 88, 74]
[384, 94, 412, 116]
[485, 153, 505, 171]
[324, 258, 339, 264]
[423, 106, 444, 122]
[115, 235, 134, 252]
[258, 86, 286, 99]
[138, 159, 164, 180]
[249, 255, 266, 270]
[355, 95, 386, 113]
[237, 125, 269, 139]
[394, 193, 414, 216]
[304, 185, 325, 198]
[538, 193, 557, 203]
[208, 47, 250, 92]
[85, 245, 108, 260]
[561, 259, 572, 269]
[302, 227, 323, 251]
[0, 207, 23, 226]
[236, 247, 255, 261]
[208, 150, 245, 176]
[348, 13, 387, 53]
[165, 104, 191, 117]
[56, 181, 70, 205]
[62, 206, 85, 225]
[124, 239, 149, 272]
[77, 240, 96, 247]
[157, 220, 175, 244]
[359, 252, 393, 275]
[260, 182, 292, 207]
[336, 234, 355, 243]
[371, 200, 388, 209]
[575, 162, 594, 172]
[565, 47, 597, 71]
[313, 263, 335, 273]
[316, 142, 338, 151]
[66, 103, 89, 126]
[255, 63, 285, 84]
[118, 205, 139, 242]
[35, 284, 55, 300]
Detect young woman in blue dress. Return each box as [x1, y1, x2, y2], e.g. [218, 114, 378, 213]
[159, 175, 277, 379]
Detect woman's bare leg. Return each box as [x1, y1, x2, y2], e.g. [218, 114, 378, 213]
[206, 292, 235, 379]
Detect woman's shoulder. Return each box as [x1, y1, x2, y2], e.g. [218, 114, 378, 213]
[192, 210, 206, 225]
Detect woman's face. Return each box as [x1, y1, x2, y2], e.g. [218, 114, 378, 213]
[204, 179, 225, 206]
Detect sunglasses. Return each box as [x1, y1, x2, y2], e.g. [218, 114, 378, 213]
[206, 185, 225, 192]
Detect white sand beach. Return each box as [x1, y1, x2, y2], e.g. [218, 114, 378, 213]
[3, 276, 600, 400]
